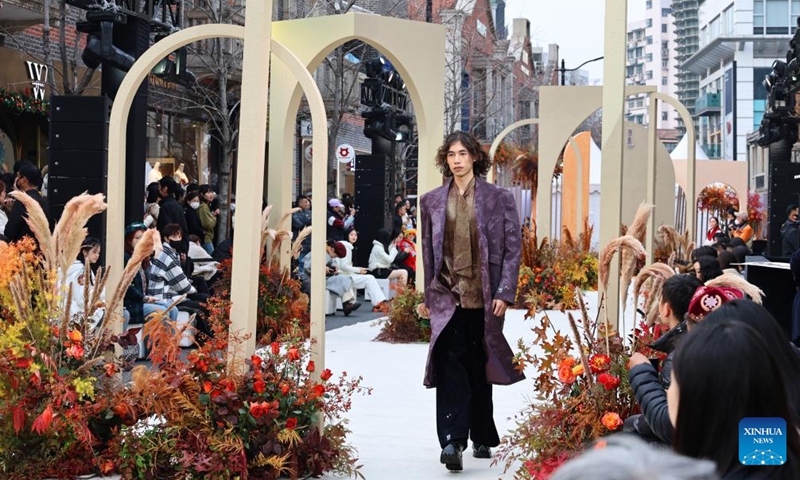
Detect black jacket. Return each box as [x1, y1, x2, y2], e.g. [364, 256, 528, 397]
[184, 205, 204, 240]
[157, 196, 188, 235]
[782, 221, 800, 257]
[627, 321, 689, 444]
[3, 188, 54, 245]
[292, 209, 312, 254]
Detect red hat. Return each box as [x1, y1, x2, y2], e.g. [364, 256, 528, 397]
[332, 241, 347, 259]
[685, 286, 743, 323]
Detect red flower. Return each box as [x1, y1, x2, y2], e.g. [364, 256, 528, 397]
[320, 369, 333, 381]
[203, 381, 213, 393]
[224, 379, 236, 392]
[270, 342, 280, 355]
[285, 417, 298, 430]
[312, 384, 325, 398]
[287, 348, 300, 362]
[306, 360, 315, 372]
[66, 344, 85, 360]
[601, 412, 623, 430]
[253, 379, 266, 394]
[251, 354, 262, 370]
[249, 402, 266, 419]
[280, 383, 290, 395]
[103, 363, 117, 377]
[589, 354, 612, 374]
[598, 373, 620, 391]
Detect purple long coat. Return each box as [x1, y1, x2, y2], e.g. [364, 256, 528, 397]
[420, 177, 525, 388]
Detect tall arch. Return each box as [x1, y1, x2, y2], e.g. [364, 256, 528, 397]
[106, 24, 330, 365]
[268, 13, 446, 287]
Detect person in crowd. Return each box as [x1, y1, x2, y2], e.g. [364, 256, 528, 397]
[782, 204, 800, 256]
[713, 235, 731, 255]
[732, 245, 751, 267]
[63, 237, 106, 328]
[144, 182, 161, 228]
[4, 161, 53, 245]
[716, 250, 741, 276]
[393, 194, 403, 207]
[327, 198, 354, 242]
[368, 228, 409, 286]
[393, 202, 407, 233]
[341, 193, 356, 217]
[396, 228, 417, 274]
[789, 248, 800, 346]
[302, 240, 362, 316]
[403, 198, 415, 229]
[669, 318, 800, 479]
[123, 223, 178, 328]
[625, 274, 703, 444]
[703, 216, 720, 246]
[723, 207, 737, 236]
[0, 180, 7, 234]
[335, 229, 388, 312]
[148, 223, 211, 338]
[417, 131, 523, 471]
[691, 246, 717, 262]
[197, 184, 218, 254]
[694, 255, 723, 282]
[156, 176, 188, 237]
[183, 191, 205, 241]
[729, 211, 753, 246]
[292, 194, 313, 262]
[187, 234, 219, 284]
[703, 300, 800, 425]
[550, 434, 720, 480]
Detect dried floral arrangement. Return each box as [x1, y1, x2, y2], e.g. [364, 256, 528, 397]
[0, 195, 367, 479]
[516, 218, 598, 312]
[209, 206, 311, 344]
[374, 284, 430, 343]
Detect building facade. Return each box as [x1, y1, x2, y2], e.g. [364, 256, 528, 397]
[681, 0, 792, 162]
[625, 0, 679, 131]
[673, 0, 701, 133]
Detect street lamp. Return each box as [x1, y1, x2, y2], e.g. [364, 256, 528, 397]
[559, 56, 604, 86]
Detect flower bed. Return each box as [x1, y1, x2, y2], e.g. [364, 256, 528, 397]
[374, 285, 430, 343]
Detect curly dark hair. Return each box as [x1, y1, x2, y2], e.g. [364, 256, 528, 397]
[434, 131, 492, 178]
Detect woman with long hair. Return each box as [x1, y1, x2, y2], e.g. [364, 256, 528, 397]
[197, 184, 218, 254]
[669, 318, 800, 478]
[703, 300, 800, 425]
[368, 228, 408, 285]
[704, 216, 721, 246]
[64, 237, 105, 327]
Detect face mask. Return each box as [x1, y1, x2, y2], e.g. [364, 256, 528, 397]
[169, 240, 183, 250]
[189, 201, 200, 210]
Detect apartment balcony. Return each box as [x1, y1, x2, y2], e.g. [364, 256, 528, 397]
[702, 143, 722, 158]
[0, 0, 45, 28]
[682, 35, 788, 74]
[696, 92, 721, 116]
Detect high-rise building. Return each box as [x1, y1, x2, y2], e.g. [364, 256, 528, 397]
[673, 0, 700, 134]
[625, 0, 679, 130]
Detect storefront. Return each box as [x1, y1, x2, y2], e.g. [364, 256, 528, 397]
[0, 46, 54, 173]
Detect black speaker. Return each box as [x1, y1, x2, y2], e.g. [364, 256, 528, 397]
[49, 150, 107, 178]
[767, 162, 800, 256]
[50, 95, 111, 123]
[48, 177, 106, 203]
[49, 123, 109, 150]
[355, 154, 392, 218]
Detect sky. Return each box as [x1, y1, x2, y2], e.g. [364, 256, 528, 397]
[505, 0, 646, 82]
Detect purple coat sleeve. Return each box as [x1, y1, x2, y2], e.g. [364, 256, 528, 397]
[495, 190, 521, 305]
[421, 195, 435, 305]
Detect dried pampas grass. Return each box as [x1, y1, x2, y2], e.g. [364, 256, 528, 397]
[9, 190, 55, 266]
[619, 203, 655, 308]
[54, 194, 107, 281]
[105, 229, 160, 319]
[291, 227, 312, 261]
[705, 273, 765, 304]
[599, 235, 646, 294]
[628, 203, 654, 244]
[633, 262, 675, 306]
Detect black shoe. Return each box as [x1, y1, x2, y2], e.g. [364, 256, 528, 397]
[440, 443, 463, 471]
[342, 300, 362, 316]
[472, 444, 491, 459]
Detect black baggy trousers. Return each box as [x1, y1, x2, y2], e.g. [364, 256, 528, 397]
[434, 306, 499, 449]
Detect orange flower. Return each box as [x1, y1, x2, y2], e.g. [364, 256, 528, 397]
[251, 354, 262, 370]
[320, 368, 333, 381]
[203, 381, 213, 393]
[287, 347, 300, 362]
[601, 412, 623, 430]
[280, 383, 290, 395]
[103, 363, 117, 377]
[559, 357, 576, 369]
[571, 364, 585, 376]
[557, 364, 576, 384]
[66, 344, 85, 360]
[67, 330, 82, 342]
[589, 354, 611, 374]
[312, 384, 325, 398]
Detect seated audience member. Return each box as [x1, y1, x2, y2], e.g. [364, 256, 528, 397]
[368, 228, 409, 286]
[693, 255, 723, 282]
[124, 223, 179, 327]
[691, 246, 717, 262]
[550, 434, 719, 480]
[4, 160, 53, 245]
[63, 237, 105, 328]
[302, 240, 362, 316]
[716, 251, 741, 276]
[625, 274, 702, 444]
[0, 180, 7, 233]
[669, 318, 800, 478]
[183, 191, 205, 240]
[713, 236, 731, 255]
[335, 230, 388, 312]
[703, 300, 800, 425]
[148, 224, 211, 338]
[187, 234, 219, 283]
[396, 228, 417, 274]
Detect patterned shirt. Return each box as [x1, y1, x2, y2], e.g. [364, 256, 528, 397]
[439, 177, 484, 309]
[147, 244, 195, 302]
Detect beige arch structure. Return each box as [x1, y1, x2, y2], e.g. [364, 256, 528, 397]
[488, 122, 586, 237]
[268, 13, 445, 287]
[105, 22, 331, 369]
